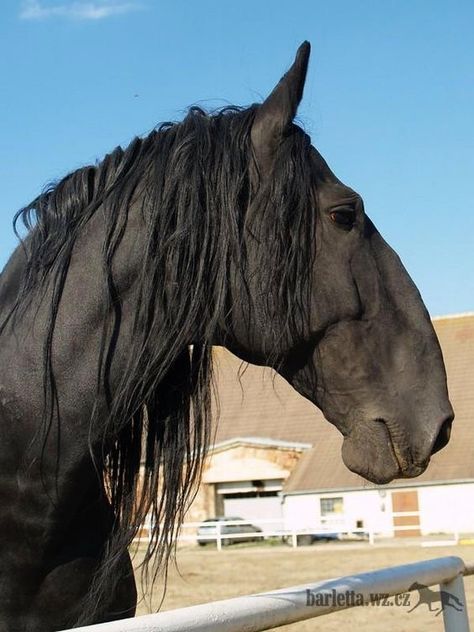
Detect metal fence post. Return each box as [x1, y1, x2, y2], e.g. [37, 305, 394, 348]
[440, 575, 470, 632]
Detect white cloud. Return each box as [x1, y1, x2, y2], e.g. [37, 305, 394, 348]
[19, 0, 143, 21]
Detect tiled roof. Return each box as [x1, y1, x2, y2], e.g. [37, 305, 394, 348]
[212, 313, 474, 492]
[213, 348, 327, 446]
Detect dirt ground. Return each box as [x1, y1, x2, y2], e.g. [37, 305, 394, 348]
[134, 541, 474, 632]
[130, 540, 474, 631]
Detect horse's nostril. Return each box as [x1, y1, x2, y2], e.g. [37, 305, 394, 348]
[431, 417, 453, 455]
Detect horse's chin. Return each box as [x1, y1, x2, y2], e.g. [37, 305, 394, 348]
[341, 436, 399, 485]
[340, 419, 428, 485]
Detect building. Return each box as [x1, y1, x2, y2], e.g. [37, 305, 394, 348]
[186, 313, 474, 538]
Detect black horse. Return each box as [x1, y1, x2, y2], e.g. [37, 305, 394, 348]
[0, 42, 453, 630]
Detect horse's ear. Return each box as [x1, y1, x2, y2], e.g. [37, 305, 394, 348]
[251, 41, 310, 175]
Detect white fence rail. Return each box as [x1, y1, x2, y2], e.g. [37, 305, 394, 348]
[137, 516, 370, 550]
[64, 555, 473, 632]
[136, 512, 465, 549]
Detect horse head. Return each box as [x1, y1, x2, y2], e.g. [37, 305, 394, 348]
[228, 42, 453, 485]
[0, 40, 455, 627]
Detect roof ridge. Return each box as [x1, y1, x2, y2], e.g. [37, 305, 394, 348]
[210, 436, 313, 452]
[432, 311, 474, 321]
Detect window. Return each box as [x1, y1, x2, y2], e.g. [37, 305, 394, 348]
[320, 497, 344, 516]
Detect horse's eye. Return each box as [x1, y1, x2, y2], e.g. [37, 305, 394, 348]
[329, 208, 356, 231]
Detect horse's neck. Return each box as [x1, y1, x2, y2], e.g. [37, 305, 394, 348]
[1, 206, 145, 409]
[51, 205, 146, 382]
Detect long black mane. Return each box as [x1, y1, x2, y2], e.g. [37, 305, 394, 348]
[3, 104, 316, 621]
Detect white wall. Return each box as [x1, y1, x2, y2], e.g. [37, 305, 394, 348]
[282, 488, 393, 535]
[418, 483, 474, 535]
[283, 482, 474, 537]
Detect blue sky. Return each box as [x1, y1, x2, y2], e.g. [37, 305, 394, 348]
[1, 0, 473, 316]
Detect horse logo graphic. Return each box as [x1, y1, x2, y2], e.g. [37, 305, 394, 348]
[407, 582, 464, 616]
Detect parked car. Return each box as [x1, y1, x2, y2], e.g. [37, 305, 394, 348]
[295, 532, 340, 546]
[295, 529, 369, 546]
[197, 516, 263, 546]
